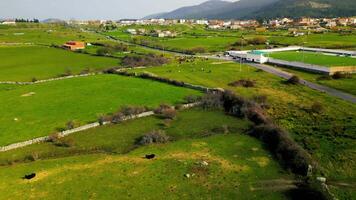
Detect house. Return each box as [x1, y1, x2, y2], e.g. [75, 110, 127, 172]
[63, 41, 85, 51]
[337, 18, 348, 26]
[126, 29, 137, 35]
[1, 20, 16, 25]
[196, 20, 209, 25]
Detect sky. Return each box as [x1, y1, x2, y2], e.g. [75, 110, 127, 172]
[0, 0, 233, 20]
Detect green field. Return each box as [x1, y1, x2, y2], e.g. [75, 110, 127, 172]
[269, 51, 356, 67]
[0, 74, 201, 146]
[129, 59, 356, 183]
[0, 46, 119, 81]
[0, 23, 106, 45]
[0, 109, 294, 200]
[104, 25, 356, 53]
[272, 66, 356, 95]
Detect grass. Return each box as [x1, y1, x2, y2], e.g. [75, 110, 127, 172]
[0, 74, 201, 146]
[269, 51, 356, 67]
[271, 65, 356, 95]
[105, 25, 356, 53]
[0, 108, 250, 164]
[0, 23, 107, 45]
[0, 46, 119, 81]
[129, 59, 356, 182]
[0, 109, 293, 199]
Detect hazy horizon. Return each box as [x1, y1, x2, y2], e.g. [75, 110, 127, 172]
[0, 0, 235, 20]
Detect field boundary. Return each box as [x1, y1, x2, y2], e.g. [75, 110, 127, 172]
[0, 72, 102, 85]
[0, 102, 199, 152]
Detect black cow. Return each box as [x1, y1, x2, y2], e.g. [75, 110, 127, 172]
[23, 173, 36, 180]
[145, 154, 155, 159]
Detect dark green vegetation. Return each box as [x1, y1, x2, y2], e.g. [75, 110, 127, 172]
[148, 0, 356, 19]
[130, 59, 356, 195]
[0, 46, 119, 81]
[269, 51, 356, 67]
[0, 109, 296, 200]
[0, 74, 201, 146]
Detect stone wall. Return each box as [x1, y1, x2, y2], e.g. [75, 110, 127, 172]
[0, 73, 100, 85]
[0, 103, 199, 152]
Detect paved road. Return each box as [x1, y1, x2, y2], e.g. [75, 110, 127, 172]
[249, 63, 356, 104]
[102, 36, 356, 104]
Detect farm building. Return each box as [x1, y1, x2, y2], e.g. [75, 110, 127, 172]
[63, 41, 86, 51]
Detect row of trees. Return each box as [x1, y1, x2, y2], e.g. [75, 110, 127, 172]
[15, 18, 39, 23]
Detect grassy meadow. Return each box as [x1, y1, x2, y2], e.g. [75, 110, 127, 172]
[129, 59, 356, 182]
[272, 66, 356, 95]
[105, 24, 356, 53]
[0, 45, 119, 81]
[0, 109, 294, 200]
[269, 51, 356, 67]
[0, 74, 201, 146]
[0, 23, 106, 45]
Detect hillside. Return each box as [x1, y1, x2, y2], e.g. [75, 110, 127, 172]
[145, 0, 356, 19]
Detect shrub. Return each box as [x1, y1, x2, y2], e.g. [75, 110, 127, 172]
[250, 124, 313, 175]
[54, 137, 75, 147]
[189, 46, 206, 54]
[310, 102, 323, 114]
[31, 77, 37, 82]
[111, 106, 148, 123]
[200, 92, 223, 109]
[103, 67, 119, 74]
[122, 53, 169, 67]
[25, 152, 39, 161]
[286, 75, 300, 85]
[154, 104, 177, 119]
[247, 36, 267, 45]
[228, 79, 256, 87]
[96, 47, 114, 56]
[316, 75, 332, 81]
[48, 133, 61, 143]
[66, 120, 79, 130]
[161, 108, 177, 120]
[184, 95, 201, 103]
[136, 130, 170, 145]
[332, 72, 351, 79]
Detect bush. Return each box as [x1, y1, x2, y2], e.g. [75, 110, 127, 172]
[154, 104, 177, 119]
[332, 72, 351, 79]
[54, 137, 75, 147]
[48, 133, 61, 143]
[96, 47, 114, 56]
[111, 106, 148, 123]
[31, 77, 37, 82]
[184, 95, 201, 103]
[122, 53, 169, 67]
[316, 75, 332, 81]
[247, 36, 267, 45]
[286, 75, 300, 85]
[189, 46, 206, 54]
[228, 79, 256, 87]
[161, 109, 177, 120]
[310, 102, 323, 114]
[66, 120, 76, 130]
[250, 124, 313, 175]
[200, 92, 223, 109]
[136, 130, 170, 145]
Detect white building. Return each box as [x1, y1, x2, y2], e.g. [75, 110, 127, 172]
[196, 20, 209, 25]
[1, 20, 16, 25]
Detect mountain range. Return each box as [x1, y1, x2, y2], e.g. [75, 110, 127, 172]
[144, 0, 356, 19]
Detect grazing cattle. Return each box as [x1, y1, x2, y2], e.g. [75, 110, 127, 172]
[23, 173, 36, 180]
[145, 154, 155, 159]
